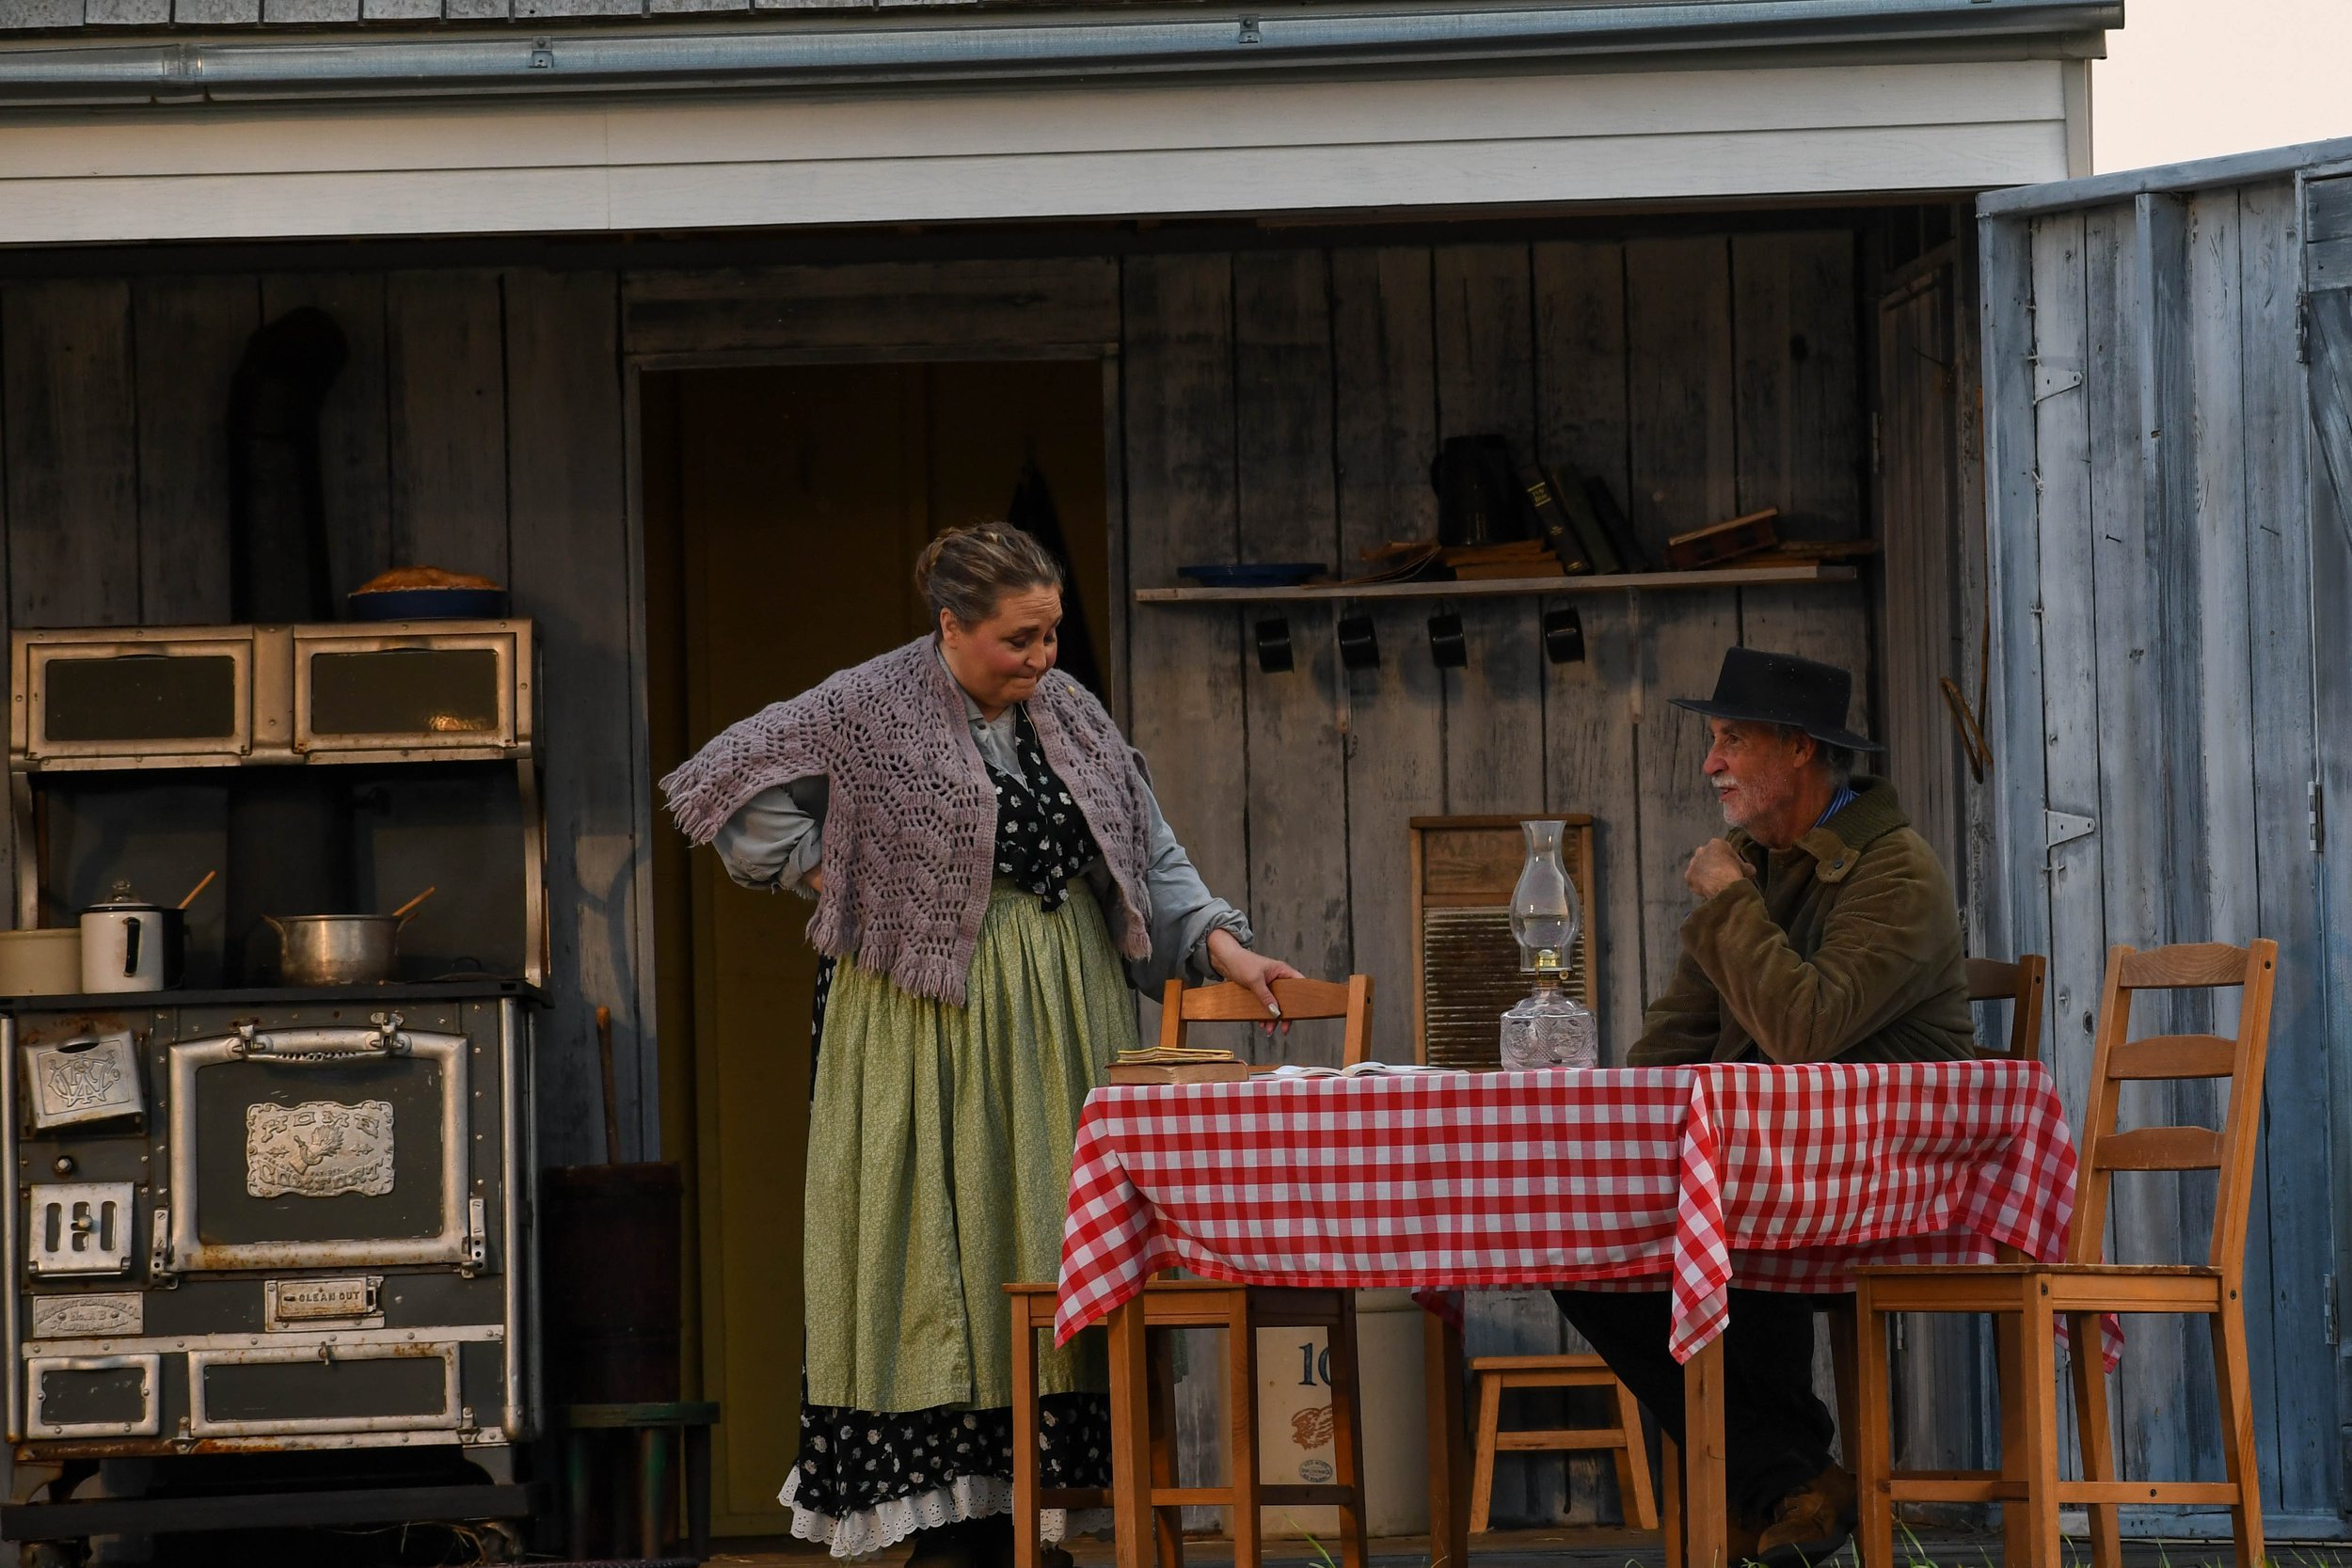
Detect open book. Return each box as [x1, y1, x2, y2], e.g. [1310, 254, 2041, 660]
[1265, 1061, 1448, 1080]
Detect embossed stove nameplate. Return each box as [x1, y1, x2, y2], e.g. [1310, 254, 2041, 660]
[23, 1033, 144, 1130]
[29, 1292, 141, 1340]
[246, 1101, 395, 1198]
[166, 1025, 470, 1275]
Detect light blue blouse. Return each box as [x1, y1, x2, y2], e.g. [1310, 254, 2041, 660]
[712, 676, 1251, 994]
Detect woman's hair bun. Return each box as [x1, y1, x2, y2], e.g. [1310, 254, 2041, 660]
[916, 523, 1065, 627]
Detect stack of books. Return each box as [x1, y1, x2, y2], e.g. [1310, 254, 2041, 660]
[1108, 1045, 1254, 1085]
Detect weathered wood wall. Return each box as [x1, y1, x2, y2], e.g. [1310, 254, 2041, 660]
[0, 267, 642, 1170]
[0, 228, 1883, 1529]
[1983, 172, 2343, 1530]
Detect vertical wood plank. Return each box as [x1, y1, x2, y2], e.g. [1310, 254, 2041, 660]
[2176, 188, 2252, 1489]
[1733, 231, 1865, 544]
[2022, 209, 2103, 1483]
[505, 268, 640, 1167]
[127, 277, 258, 991]
[2242, 178, 2333, 1514]
[1331, 246, 1443, 1068]
[261, 272, 392, 601]
[1234, 250, 1349, 1063]
[1121, 253, 1244, 1527]
[1433, 240, 1563, 1528]
[133, 277, 259, 625]
[387, 270, 510, 584]
[2, 279, 139, 628]
[1950, 234, 2001, 981]
[1875, 273, 1966, 880]
[1731, 233, 1872, 728]
[2085, 201, 2196, 1486]
[1871, 262, 1991, 1472]
[1532, 240, 1644, 1067]
[1432, 244, 1546, 816]
[1625, 238, 1740, 1006]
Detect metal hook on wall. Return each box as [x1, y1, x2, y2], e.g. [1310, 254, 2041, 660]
[1254, 617, 1295, 674]
[1426, 611, 1468, 670]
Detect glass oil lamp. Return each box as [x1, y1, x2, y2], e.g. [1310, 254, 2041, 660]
[1500, 820, 1599, 1070]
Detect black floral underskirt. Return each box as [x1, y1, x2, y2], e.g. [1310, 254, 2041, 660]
[792, 1390, 1112, 1520]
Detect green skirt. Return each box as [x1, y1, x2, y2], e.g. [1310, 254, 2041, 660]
[803, 879, 1136, 1413]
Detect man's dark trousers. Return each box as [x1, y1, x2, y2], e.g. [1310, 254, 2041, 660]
[1550, 1288, 1836, 1522]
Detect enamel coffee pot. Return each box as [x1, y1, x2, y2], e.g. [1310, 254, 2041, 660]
[79, 881, 183, 993]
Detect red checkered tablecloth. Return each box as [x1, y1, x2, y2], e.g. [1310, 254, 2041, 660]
[1055, 1061, 2082, 1363]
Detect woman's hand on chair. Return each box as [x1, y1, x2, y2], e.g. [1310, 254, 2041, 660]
[1206, 930, 1300, 1034]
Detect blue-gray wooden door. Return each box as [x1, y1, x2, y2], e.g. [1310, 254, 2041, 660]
[1979, 144, 2352, 1537]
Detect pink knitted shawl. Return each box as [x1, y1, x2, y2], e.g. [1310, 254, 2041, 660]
[660, 637, 1153, 1006]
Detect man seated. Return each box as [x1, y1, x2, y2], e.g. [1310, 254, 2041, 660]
[1553, 646, 1977, 1567]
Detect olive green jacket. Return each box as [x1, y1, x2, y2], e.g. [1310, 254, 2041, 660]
[1628, 776, 1978, 1067]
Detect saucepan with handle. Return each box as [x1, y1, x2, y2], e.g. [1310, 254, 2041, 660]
[266, 886, 437, 986]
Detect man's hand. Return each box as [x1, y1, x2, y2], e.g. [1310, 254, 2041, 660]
[1206, 928, 1301, 1034]
[1684, 839, 1755, 901]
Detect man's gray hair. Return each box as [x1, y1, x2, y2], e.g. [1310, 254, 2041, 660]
[1777, 724, 1856, 792]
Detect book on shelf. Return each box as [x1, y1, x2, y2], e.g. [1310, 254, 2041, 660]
[1584, 475, 1653, 574]
[1665, 507, 1781, 571]
[1543, 462, 1624, 575]
[1516, 462, 1595, 576]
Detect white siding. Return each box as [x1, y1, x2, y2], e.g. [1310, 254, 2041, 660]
[0, 58, 2074, 243]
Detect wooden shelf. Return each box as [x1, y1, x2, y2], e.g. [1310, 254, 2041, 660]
[1132, 562, 1855, 604]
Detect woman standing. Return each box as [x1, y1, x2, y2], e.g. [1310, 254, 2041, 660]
[662, 525, 1296, 1567]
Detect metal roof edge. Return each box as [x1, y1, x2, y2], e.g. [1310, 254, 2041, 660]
[1979, 132, 2352, 218]
[0, 0, 2120, 109]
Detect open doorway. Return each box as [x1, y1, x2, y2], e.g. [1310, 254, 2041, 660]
[643, 358, 1112, 1537]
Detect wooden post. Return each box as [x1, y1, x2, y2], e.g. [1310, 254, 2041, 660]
[1421, 1312, 1470, 1568]
[1680, 1337, 1728, 1568]
[1106, 1300, 1154, 1568]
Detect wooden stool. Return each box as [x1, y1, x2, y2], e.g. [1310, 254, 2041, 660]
[1467, 1354, 1658, 1532]
[559, 1400, 719, 1562]
[1008, 1282, 1370, 1568]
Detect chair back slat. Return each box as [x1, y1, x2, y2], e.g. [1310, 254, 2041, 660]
[2106, 1034, 2238, 1081]
[2073, 940, 2279, 1271]
[2116, 942, 2249, 990]
[1161, 975, 1375, 1066]
[2093, 1125, 2224, 1171]
[1966, 954, 2048, 1061]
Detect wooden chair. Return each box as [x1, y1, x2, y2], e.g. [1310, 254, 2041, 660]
[1006, 976, 1375, 1568]
[1467, 1354, 1658, 1533]
[1158, 974, 1375, 1067]
[1851, 940, 2279, 1568]
[1969, 954, 2049, 1060]
[1654, 950, 2051, 1566]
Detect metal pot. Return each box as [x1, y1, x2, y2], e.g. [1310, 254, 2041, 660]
[265, 914, 403, 987]
[80, 887, 183, 993]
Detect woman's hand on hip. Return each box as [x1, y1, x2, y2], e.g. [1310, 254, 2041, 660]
[1205, 929, 1300, 1034]
[803, 868, 826, 895]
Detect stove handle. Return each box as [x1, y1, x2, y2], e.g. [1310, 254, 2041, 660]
[230, 1016, 411, 1058]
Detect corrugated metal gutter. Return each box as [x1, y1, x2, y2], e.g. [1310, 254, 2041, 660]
[0, 0, 2117, 107]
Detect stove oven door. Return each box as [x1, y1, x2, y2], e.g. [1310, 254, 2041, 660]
[164, 1020, 473, 1275]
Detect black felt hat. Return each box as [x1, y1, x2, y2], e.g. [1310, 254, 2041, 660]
[1669, 646, 1881, 752]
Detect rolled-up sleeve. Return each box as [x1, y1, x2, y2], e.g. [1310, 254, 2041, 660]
[711, 777, 829, 897]
[1118, 783, 1251, 993]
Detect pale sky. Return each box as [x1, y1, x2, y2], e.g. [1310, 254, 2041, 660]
[2093, 0, 2352, 173]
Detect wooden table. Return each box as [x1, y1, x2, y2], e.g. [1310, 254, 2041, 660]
[1055, 1063, 2082, 1568]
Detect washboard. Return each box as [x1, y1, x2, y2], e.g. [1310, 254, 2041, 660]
[1410, 815, 1597, 1069]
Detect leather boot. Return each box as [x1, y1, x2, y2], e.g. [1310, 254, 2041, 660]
[1752, 1464, 1856, 1566]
